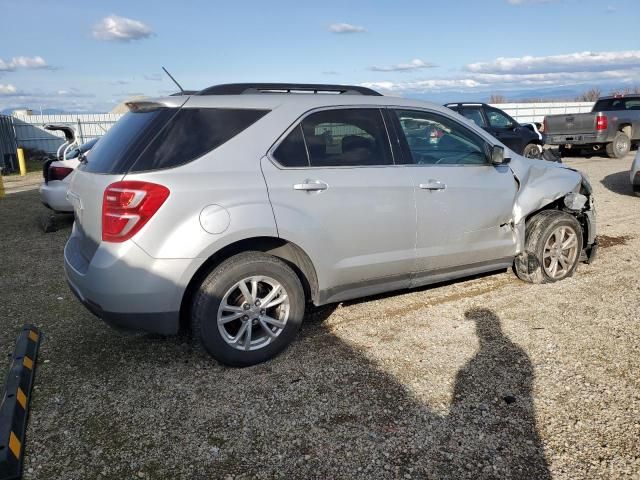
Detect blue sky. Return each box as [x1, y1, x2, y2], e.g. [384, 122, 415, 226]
[1, 0, 639, 112]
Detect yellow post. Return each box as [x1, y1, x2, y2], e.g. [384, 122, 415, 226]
[0, 172, 5, 198]
[17, 148, 27, 176]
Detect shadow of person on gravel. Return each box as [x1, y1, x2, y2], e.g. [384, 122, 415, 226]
[601, 170, 637, 197]
[433, 308, 551, 479]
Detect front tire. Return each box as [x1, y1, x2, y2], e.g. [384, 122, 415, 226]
[514, 211, 583, 284]
[191, 252, 305, 367]
[606, 132, 631, 159]
[523, 143, 542, 159]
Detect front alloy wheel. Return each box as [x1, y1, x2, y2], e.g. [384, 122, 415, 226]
[542, 226, 579, 280]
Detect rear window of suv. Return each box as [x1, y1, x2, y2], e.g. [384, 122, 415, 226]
[82, 107, 269, 174]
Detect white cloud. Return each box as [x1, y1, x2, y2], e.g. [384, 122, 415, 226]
[370, 59, 436, 72]
[467, 50, 640, 74]
[361, 68, 640, 94]
[92, 15, 154, 42]
[0, 56, 50, 71]
[361, 78, 484, 93]
[328, 23, 366, 34]
[143, 73, 162, 81]
[0, 84, 18, 95]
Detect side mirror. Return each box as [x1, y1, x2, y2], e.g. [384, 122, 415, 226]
[490, 145, 510, 165]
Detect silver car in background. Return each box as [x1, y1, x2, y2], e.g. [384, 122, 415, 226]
[64, 83, 597, 367]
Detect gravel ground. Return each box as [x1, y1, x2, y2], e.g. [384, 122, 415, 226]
[0, 154, 638, 479]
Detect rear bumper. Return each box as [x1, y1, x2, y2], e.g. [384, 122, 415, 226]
[544, 133, 609, 146]
[66, 277, 179, 335]
[64, 230, 192, 335]
[39, 181, 73, 212]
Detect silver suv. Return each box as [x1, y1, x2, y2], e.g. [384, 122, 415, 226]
[64, 83, 597, 366]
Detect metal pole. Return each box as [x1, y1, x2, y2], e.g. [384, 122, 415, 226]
[17, 148, 27, 176]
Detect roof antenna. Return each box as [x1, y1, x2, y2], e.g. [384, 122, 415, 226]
[162, 66, 184, 94]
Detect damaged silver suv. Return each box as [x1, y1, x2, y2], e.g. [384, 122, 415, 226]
[64, 83, 597, 366]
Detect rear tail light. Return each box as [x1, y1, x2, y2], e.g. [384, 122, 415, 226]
[596, 114, 608, 131]
[102, 181, 170, 243]
[542, 118, 547, 133]
[48, 166, 74, 181]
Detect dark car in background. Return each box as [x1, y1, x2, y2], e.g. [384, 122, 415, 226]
[446, 103, 543, 159]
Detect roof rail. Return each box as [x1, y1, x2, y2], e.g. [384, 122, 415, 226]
[196, 83, 382, 96]
[170, 90, 199, 96]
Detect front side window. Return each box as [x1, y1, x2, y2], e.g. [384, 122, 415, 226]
[300, 109, 393, 167]
[394, 109, 488, 165]
[486, 108, 515, 129]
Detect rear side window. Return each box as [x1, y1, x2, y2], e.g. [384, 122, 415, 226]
[81, 107, 268, 174]
[131, 108, 268, 172]
[460, 107, 487, 127]
[273, 125, 309, 167]
[302, 109, 392, 167]
[272, 108, 393, 168]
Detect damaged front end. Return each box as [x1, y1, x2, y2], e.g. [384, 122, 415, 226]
[509, 157, 597, 266]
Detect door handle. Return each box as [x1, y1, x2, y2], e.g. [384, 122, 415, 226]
[293, 180, 328, 192]
[419, 180, 446, 191]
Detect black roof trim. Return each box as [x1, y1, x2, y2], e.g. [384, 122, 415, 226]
[196, 83, 382, 96]
[170, 90, 199, 96]
[444, 102, 488, 108]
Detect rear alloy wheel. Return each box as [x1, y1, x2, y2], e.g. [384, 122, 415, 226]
[523, 143, 542, 159]
[191, 252, 305, 367]
[606, 132, 631, 159]
[514, 210, 583, 284]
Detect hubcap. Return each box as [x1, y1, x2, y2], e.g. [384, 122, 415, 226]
[217, 276, 290, 351]
[525, 146, 540, 159]
[616, 139, 628, 154]
[542, 226, 579, 280]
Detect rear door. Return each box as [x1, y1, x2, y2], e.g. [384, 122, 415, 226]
[485, 107, 524, 153]
[390, 108, 518, 281]
[261, 107, 416, 303]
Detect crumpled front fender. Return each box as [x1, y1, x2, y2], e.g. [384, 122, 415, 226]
[509, 157, 583, 225]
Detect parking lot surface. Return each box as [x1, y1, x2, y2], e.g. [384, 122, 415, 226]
[0, 154, 638, 479]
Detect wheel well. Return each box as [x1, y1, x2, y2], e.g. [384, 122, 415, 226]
[523, 198, 591, 250]
[620, 124, 632, 137]
[179, 237, 319, 332]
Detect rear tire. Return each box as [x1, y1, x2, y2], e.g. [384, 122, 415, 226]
[514, 211, 583, 284]
[558, 145, 573, 158]
[606, 132, 631, 159]
[191, 252, 305, 367]
[523, 143, 542, 159]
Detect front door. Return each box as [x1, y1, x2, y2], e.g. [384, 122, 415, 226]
[261, 107, 416, 303]
[391, 108, 518, 282]
[485, 107, 524, 154]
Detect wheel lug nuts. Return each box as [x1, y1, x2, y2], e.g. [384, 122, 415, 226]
[255, 300, 261, 307]
[260, 309, 266, 315]
[243, 315, 249, 321]
[243, 303, 250, 310]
